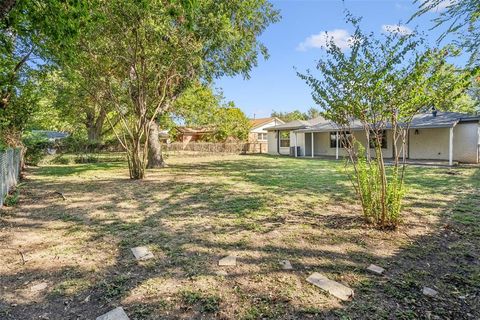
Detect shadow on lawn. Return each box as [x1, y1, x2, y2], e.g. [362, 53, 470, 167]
[1, 158, 479, 319]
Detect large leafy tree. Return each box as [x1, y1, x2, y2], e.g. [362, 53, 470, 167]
[172, 83, 250, 141]
[413, 0, 480, 66]
[271, 107, 321, 122]
[298, 15, 471, 228]
[67, 0, 279, 179]
[0, 1, 89, 145]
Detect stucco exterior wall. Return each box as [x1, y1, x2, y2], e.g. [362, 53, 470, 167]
[409, 128, 450, 160]
[267, 122, 479, 163]
[452, 122, 479, 163]
[289, 132, 305, 156]
[307, 131, 402, 158]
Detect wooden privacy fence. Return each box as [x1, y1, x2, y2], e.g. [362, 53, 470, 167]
[0, 148, 22, 207]
[166, 142, 268, 154]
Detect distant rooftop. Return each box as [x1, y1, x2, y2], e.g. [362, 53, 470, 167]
[267, 112, 480, 132]
[32, 130, 69, 139]
[249, 117, 283, 129]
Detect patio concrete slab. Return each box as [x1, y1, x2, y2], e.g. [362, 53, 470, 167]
[306, 273, 354, 301]
[96, 307, 129, 320]
[279, 260, 293, 270]
[130, 246, 154, 261]
[218, 255, 236, 266]
[367, 264, 385, 275]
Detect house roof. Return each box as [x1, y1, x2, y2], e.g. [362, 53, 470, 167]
[32, 130, 69, 139]
[249, 117, 284, 129]
[175, 127, 214, 134]
[276, 112, 480, 133]
[265, 116, 328, 131]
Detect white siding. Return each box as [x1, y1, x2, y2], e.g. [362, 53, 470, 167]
[267, 131, 278, 155]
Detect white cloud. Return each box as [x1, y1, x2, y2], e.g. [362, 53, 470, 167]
[382, 24, 413, 36]
[297, 29, 353, 51]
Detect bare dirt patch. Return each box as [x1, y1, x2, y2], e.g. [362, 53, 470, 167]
[1, 155, 479, 319]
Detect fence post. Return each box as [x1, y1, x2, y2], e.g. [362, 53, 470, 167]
[0, 148, 21, 208]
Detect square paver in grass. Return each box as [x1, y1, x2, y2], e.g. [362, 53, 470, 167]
[130, 246, 154, 261]
[218, 255, 236, 266]
[279, 260, 293, 270]
[306, 272, 354, 301]
[96, 307, 129, 320]
[367, 264, 385, 275]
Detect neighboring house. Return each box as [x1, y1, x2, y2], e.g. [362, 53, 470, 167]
[32, 130, 69, 142]
[32, 130, 70, 155]
[174, 127, 214, 146]
[248, 117, 284, 142]
[248, 117, 284, 154]
[158, 130, 170, 143]
[266, 112, 480, 165]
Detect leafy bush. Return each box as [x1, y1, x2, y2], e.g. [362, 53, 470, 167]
[4, 188, 20, 207]
[74, 154, 99, 163]
[351, 143, 405, 228]
[22, 132, 52, 165]
[61, 135, 100, 153]
[51, 154, 71, 165]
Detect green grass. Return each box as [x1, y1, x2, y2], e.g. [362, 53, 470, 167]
[3, 154, 479, 319]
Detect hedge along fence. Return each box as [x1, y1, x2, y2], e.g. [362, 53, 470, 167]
[166, 142, 268, 155]
[0, 148, 22, 207]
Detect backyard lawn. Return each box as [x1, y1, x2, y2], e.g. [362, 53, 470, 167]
[1, 154, 479, 319]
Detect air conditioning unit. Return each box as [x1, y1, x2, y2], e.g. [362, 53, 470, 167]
[290, 146, 301, 156]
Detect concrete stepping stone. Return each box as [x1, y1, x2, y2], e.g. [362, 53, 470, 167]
[367, 264, 385, 275]
[130, 246, 154, 261]
[218, 255, 236, 266]
[279, 260, 293, 270]
[30, 282, 48, 292]
[96, 307, 129, 320]
[216, 270, 228, 276]
[422, 287, 438, 297]
[306, 272, 354, 301]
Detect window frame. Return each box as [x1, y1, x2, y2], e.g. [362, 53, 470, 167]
[330, 131, 352, 148]
[257, 133, 267, 141]
[279, 131, 290, 148]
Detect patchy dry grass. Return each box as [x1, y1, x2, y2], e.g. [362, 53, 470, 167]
[0, 154, 479, 319]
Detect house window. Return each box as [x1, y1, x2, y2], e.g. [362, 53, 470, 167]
[279, 131, 290, 148]
[257, 133, 267, 141]
[330, 131, 352, 148]
[369, 130, 387, 149]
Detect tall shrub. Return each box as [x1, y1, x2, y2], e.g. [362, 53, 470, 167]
[299, 15, 472, 228]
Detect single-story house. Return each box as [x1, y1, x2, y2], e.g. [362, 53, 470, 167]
[266, 111, 480, 165]
[174, 127, 214, 146]
[248, 117, 284, 142]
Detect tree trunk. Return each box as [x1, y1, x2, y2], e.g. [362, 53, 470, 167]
[0, 0, 16, 22]
[127, 138, 146, 179]
[147, 121, 166, 168]
[85, 107, 107, 143]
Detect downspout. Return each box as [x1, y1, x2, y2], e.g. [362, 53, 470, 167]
[277, 130, 280, 155]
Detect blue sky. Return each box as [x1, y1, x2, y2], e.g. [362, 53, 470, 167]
[215, 0, 459, 119]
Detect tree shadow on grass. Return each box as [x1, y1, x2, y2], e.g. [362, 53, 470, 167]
[1, 157, 479, 319]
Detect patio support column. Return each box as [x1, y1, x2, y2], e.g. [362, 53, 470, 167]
[449, 127, 453, 166]
[335, 131, 339, 160]
[294, 132, 298, 158]
[311, 132, 314, 158]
